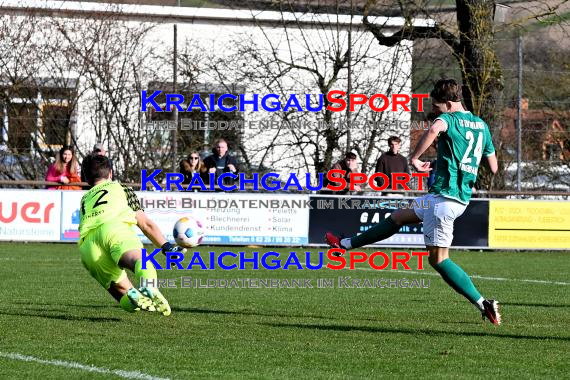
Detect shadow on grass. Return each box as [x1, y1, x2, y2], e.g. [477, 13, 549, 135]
[501, 302, 570, 309]
[13, 301, 114, 309]
[440, 321, 482, 326]
[260, 321, 570, 342]
[172, 306, 333, 320]
[0, 310, 121, 323]
[171, 306, 379, 322]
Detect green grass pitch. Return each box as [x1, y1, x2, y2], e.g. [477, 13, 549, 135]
[0, 242, 569, 379]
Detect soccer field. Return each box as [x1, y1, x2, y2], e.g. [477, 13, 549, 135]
[0, 243, 569, 379]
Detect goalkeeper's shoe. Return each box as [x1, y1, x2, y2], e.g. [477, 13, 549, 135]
[127, 288, 156, 312]
[139, 286, 171, 316]
[482, 299, 501, 325]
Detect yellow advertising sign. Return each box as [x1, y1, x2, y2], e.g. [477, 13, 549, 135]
[489, 200, 570, 249]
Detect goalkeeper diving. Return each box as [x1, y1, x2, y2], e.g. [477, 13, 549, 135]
[78, 154, 185, 315]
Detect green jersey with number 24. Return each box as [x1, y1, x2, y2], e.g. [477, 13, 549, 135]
[429, 111, 495, 204]
[79, 181, 142, 240]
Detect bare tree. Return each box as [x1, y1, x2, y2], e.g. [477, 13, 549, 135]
[0, 13, 86, 182]
[361, 0, 569, 192]
[182, 2, 415, 180]
[53, 17, 163, 182]
[364, 0, 567, 119]
[0, 6, 176, 184]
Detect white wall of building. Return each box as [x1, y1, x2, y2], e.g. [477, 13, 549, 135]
[0, 1, 425, 178]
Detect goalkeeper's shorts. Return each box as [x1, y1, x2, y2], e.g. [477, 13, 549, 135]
[78, 222, 143, 289]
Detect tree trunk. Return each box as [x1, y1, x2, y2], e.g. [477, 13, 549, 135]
[456, 0, 503, 125]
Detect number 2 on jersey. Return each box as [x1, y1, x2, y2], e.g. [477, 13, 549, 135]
[461, 131, 483, 165]
[81, 189, 109, 215]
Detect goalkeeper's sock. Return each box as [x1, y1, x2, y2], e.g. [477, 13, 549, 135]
[134, 259, 158, 287]
[349, 216, 402, 248]
[119, 293, 137, 313]
[433, 258, 483, 308]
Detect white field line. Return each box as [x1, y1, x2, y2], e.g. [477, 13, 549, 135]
[306, 260, 570, 286]
[339, 265, 570, 285]
[0, 352, 170, 380]
[1, 253, 568, 285]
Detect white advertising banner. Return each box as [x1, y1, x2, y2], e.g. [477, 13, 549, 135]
[0, 189, 61, 241]
[60, 191, 84, 241]
[57, 191, 310, 246]
[137, 192, 310, 245]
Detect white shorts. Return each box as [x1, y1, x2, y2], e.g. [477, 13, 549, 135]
[413, 194, 467, 247]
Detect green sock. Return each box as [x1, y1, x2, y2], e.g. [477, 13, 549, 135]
[350, 216, 402, 248]
[119, 293, 137, 313]
[135, 259, 158, 288]
[433, 258, 482, 305]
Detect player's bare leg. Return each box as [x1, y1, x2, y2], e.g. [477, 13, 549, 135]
[427, 245, 501, 325]
[390, 208, 422, 226]
[326, 208, 420, 250]
[108, 277, 155, 313]
[426, 245, 449, 266]
[119, 249, 171, 316]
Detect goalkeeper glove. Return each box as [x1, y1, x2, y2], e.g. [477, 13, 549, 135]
[161, 242, 187, 269]
[161, 242, 187, 256]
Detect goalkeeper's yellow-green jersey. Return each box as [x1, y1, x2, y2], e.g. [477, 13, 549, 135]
[79, 180, 142, 240]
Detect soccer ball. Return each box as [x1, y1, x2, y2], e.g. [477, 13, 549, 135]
[173, 216, 205, 248]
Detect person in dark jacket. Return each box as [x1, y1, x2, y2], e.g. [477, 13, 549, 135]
[321, 152, 361, 194]
[179, 151, 208, 188]
[374, 135, 410, 192]
[81, 143, 114, 189]
[202, 139, 239, 190]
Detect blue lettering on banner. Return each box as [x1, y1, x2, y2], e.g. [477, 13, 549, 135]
[141, 92, 326, 112]
[147, 250, 324, 271]
[142, 248, 163, 270]
[140, 170, 326, 192]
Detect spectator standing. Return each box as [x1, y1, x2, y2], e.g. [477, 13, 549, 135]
[374, 136, 410, 193]
[92, 144, 114, 178]
[45, 145, 82, 190]
[81, 143, 115, 189]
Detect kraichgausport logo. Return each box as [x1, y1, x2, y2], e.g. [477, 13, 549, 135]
[142, 249, 429, 271]
[141, 170, 429, 192]
[140, 91, 430, 113]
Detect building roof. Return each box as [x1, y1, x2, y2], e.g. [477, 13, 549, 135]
[38, 0, 412, 17]
[0, 0, 434, 28]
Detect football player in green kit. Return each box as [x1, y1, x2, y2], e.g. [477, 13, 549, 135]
[79, 154, 185, 315]
[326, 79, 501, 325]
